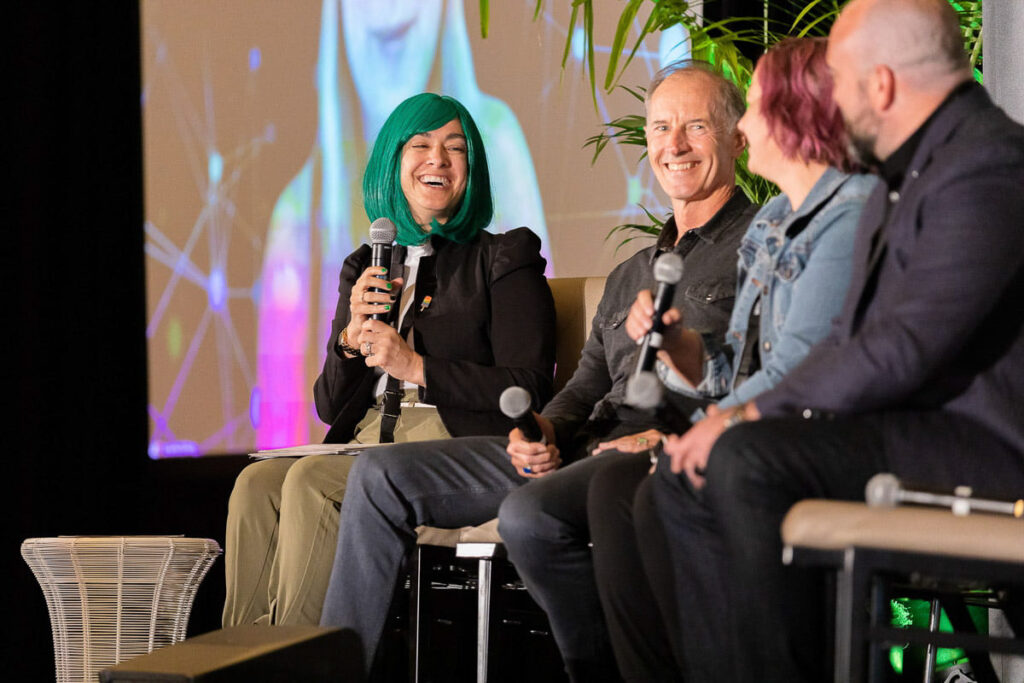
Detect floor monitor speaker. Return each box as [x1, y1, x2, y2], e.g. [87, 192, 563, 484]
[98, 625, 364, 682]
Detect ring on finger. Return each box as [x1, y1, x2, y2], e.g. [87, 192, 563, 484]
[363, 341, 373, 356]
[636, 437, 648, 447]
[523, 466, 533, 474]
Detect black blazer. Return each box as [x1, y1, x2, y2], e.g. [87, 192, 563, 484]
[757, 83, 1024, 458]
[314, 227, 556, 443]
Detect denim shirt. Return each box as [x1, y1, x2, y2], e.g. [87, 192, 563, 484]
[659, 168, 878, 410]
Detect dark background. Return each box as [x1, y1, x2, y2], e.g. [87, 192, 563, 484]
[6, 1, 766, 679]
[7, 3, 249, 678]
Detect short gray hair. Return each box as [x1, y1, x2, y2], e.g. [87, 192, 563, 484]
[645, 60, 746, 133]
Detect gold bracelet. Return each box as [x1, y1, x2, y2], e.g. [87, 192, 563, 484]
[338, 327, 361, 356]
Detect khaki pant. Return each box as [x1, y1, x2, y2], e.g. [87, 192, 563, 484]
[223, 398, 450, 626]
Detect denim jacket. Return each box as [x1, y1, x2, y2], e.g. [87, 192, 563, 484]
[658, 168, 878, 409]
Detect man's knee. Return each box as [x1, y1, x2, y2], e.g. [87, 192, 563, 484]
[587, 454, 647, 526]
[497, 483, 547, 549]
[359, 445, 428, 489]
[704, 421, 777, 497]
[339, 446, 426, 512]
[703, 420, 813, 525]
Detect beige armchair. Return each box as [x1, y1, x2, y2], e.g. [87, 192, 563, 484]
[782, 498, 1024, 682]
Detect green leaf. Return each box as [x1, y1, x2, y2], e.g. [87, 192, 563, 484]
[788, 0, 828, 33]
[618, 84, 647, 102]
[794, 11, 837, 38]
[561, 3, 580, 72]
[479, 0, 490, 38]
[584, 0, 597, 109]
[606, 0, 645, 91]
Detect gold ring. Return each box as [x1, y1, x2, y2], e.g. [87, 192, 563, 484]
[636, 437, 648, 446]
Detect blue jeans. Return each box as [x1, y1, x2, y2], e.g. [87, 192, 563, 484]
[319, 436, 522, 674]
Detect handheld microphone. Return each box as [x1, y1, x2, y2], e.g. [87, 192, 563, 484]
[626, 252, 684, 409]
[865, 472, 1024, 518]
[625, 371, 663, 410]
[369, 217, 397, 322]
[499, 386, 545, 443]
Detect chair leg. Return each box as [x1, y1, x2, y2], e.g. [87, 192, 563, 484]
[867, 569, 891, 682]
[835, 548, 873, 682]
[476, 558, 493, 683]
[834, 550, 855, 682]
[410, 546, 428, 683]
[923, 597, 941, 683]
[942, 594, 1000, 683]
[1002, 589, 1024, 636]
[835, 548, 893, 683]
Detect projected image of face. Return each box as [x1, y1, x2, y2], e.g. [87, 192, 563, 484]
[341, 0, 443, 131]
[400, 118, 469, 227]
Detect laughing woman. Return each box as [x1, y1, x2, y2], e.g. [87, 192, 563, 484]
[223, 93, 555, 627]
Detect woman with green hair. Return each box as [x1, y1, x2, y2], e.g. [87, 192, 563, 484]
[223, 92, 556, 627]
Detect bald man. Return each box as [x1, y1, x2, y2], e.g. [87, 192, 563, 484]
[630, 1, 1024, 680]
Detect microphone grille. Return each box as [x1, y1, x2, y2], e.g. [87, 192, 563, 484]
[369, 217, 397, 244]
[499, 386, 533, 420]
[865, 473, 901, 507]
[625, 372, 663, 410]
[653, 252, 684, 285]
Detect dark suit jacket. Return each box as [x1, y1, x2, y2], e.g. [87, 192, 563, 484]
[756, 83, 1024, 456]
[314, 227, 556, 443]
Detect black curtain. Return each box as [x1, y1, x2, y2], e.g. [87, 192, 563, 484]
[7, 2, 148, 678]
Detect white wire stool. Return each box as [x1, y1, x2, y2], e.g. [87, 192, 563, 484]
[21, 536, 221, 683]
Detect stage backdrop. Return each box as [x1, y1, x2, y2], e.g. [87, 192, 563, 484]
[142, 0, 692, 456]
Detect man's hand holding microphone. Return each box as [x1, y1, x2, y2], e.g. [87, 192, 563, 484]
[501, 386, 561, 478]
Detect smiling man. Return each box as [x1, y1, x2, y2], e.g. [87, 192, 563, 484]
[645, 68, 745, 228]
[318, 61, 758, 682]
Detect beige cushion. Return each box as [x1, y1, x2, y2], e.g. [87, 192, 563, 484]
[458, 518, 501, 544]
[414, 526, 463, 548]
[415, 276, 607, 548]
[414, 519, 502, 549]
[782, 499, 1024, 565]
[548, 276, 606, 392]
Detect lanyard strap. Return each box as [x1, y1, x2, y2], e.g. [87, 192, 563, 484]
[378, 303, 416, 443]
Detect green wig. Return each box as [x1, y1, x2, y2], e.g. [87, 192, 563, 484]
[363, 93, 493, 246]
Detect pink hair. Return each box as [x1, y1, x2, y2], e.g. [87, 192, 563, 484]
[756, 37, 852, 171]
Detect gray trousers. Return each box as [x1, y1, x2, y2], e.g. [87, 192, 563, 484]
[319, 436, 524, 673]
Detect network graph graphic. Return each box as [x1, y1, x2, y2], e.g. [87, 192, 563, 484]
[142, 0, 689, 457]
